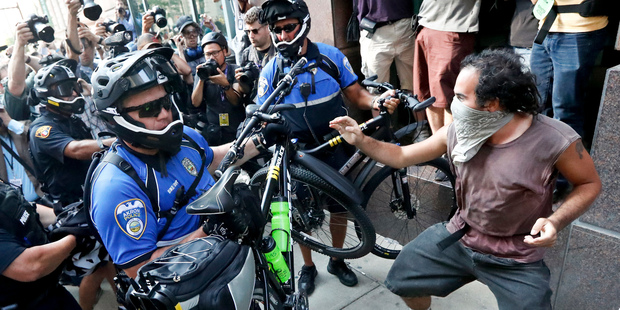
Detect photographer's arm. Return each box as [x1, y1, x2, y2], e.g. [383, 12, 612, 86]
[7, 24, 33, 97]
[64, 0, 81, 62]
[27, 54, 42, 72]
[191, 78, 204, 107]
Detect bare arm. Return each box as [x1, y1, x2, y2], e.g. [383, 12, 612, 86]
[524, 140, 601, 247]
[2, 235, 76, 282]
[171, 54, 193, 77]
[191, 78, 205, 107]
[7, 23, 34, 97]
[329, 116, 448, 169]
[209, 137, 260, 175]
[342, 83, 399, 115]
[63, 137, 115, 160]
[36, 204, 57, 227]
[65, 0, 81, 62]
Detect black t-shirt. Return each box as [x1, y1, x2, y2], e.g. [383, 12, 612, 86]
[510, 0, 539, 48]
[0, 229, 80, 309]
[29, 109, 93, 205]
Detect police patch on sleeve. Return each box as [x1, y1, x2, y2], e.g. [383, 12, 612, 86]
[258, 76, 268, 98]
[343, 57, 354, 75]
[115, 199, 147, 240]
[35, 126, 52, 139]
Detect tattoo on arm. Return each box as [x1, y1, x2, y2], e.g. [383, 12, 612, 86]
[575, 140, 584, 159]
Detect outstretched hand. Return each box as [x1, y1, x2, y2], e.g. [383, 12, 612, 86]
[523, 217, 558, 247]
[329, 116, 364, 146]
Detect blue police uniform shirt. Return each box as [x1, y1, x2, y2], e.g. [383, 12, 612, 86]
[90, 127, 215, 269]
[257, 42, 358, 144]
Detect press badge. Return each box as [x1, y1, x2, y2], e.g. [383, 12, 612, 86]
[219, 113, 230, 126]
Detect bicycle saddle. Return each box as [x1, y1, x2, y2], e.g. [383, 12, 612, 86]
[186, 166, 240, 215]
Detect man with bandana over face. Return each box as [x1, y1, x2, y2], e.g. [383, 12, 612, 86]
[329, 49, 601, 310]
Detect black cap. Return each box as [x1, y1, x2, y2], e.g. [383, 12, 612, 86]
[175, 15, 200, 33]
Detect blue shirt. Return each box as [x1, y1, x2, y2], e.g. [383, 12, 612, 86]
[0, 133, 37, 202]
[90, 127, 216, 268]
[257, 42, 358, 143]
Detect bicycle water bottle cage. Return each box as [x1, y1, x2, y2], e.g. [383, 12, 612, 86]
[186, 166, 240, 215]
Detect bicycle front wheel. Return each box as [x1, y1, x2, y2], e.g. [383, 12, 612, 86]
[250, 165, 375, 259]
[362, 157, 456, 259]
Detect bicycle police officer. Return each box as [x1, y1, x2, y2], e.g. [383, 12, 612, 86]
[257, 0, 399, 294]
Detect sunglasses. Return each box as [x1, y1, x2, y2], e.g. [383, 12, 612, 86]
[51, 80, 82, 98]
[244, 25, 265, 35]
[122, 94, 173, 118]
[271, 23, 299, 34]
[182, 29, 200, 37]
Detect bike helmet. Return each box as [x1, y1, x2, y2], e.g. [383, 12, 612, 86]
[200, 31, 228, 52]
[261, 0, 310, 59]
[91, 48, 186, 154]
[32, 59, 85, 114]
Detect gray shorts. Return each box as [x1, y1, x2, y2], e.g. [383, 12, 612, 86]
[385, 223, 552, 310]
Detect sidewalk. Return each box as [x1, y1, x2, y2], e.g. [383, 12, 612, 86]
[71, 244, 499, 310]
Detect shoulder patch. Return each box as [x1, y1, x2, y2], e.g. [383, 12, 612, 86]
[115, 199, 147, 240]
[182, 157, 198, 176]
[35, 125, 52, 139]
[343, 57, 354, 75]
[258, 76, 268, 98]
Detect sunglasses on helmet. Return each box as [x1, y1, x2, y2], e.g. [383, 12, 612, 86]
[271, 23, 299, 34]
[122, 94, 173, 118]
[51, 80, 82, 98]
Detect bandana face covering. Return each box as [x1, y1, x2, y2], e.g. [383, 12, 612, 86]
[450, 96, 514, 164]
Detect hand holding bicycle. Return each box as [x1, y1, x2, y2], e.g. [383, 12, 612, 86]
[373, 90, 399, 114]
[329, 116, 365, 146]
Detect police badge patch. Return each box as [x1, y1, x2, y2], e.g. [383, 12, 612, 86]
[35, 126, 52, 139]
[182, 158, 198, 176]
[115, 199, 147, 240]
[258, 76, 268, 98]
[343, 57, 354, 75]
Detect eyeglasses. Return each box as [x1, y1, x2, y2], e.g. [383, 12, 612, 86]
[182, 29, 200, 37]
[271, 23, 299, 34]
[244, 25, 265, 35]
[51, 80, 82, 98]
[122, 94, 173, 118]
[204, 49, 222, 58]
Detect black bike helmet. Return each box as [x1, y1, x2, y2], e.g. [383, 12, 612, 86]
[200, 31, 228, 52]
[32, 59, 85, 114]
[91, 48, 186, 154]
[261, 0, 311, 59]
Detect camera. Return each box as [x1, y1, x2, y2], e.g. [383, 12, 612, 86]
[101, 19, 126, 34]
[238, 62, 260, 93]
[103, 31, 133, 58]
[148, 6, 167, 28]
[197, 59, 220, 81]
[81, 0, 102, 21]
[26, 15, 55, 43]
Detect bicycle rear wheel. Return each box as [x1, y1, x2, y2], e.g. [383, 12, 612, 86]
[362, 157, 456, 259]
[250, 165, 375, 259]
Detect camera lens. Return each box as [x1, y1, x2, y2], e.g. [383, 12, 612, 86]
[83, 0, 102, 21]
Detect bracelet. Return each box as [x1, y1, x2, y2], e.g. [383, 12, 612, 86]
[65, 39, 83, 55]
[251, 134, 266, 151]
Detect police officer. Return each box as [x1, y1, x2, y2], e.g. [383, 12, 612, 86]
[28, 60, 115, 210]
[89, 48, 280, 279]
[257, 0, 399, 294]
[191, 32, 247, 146]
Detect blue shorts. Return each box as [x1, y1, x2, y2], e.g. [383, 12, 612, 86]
[385, 223, 552, 310]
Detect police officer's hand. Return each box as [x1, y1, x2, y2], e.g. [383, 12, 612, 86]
[15, 23, 35, 47]
[66, 0, 81, 17]
[209, 67, 230, 88]
[262, 119, 291, 148]
[375, 90, 399, 114]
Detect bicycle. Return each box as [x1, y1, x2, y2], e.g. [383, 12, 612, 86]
[187, 57, 375, 309]
[304, 76, 457, 259]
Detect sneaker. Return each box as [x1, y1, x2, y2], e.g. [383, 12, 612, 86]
[298, 265, 318, 295]
[434, 169, 449, 182]
[327, 259, 358, 287]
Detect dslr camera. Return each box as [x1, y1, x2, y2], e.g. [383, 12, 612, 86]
[197, 59, 220, 81]
[81, 0, 102, 21]
[148, 6, 167, 28]
[238, 62, 260, 93]
[26, 15, 55, 43]
[101, 20, 126, 34]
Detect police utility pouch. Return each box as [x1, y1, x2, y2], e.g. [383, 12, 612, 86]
[359, 17, 378, 38]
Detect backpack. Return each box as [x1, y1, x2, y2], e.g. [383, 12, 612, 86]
[0, 181, 48, 247]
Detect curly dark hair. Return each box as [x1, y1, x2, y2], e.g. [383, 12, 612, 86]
[461, 48, 540, 115]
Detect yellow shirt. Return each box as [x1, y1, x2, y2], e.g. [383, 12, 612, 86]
[540, 0, 608, 32]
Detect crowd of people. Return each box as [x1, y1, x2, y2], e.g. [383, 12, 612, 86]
[0, 0, 610, 309]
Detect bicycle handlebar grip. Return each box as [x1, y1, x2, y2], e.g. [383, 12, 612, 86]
[215, 149, 237, 178]
[288, 57, 308, 78]
[412, 96, 436, 112]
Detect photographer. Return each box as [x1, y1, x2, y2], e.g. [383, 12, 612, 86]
[173, 16, 205, 78]
[191, 32, 246, 146]
[0, 181, 81, 309]
[115, 0, 137, 43]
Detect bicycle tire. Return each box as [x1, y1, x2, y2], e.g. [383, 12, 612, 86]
[361, 157, 456, 259]
[250, 165, 375, 259]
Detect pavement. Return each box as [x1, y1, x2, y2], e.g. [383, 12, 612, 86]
[68, 244, 499, 310]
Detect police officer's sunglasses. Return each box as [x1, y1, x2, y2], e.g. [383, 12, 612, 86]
[51, 80, 82, 98]
[270, 23, 299, 34]
[122, 94, 173, 118]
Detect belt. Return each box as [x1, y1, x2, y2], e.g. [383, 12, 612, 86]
[375, 19, 398, 29]
[437, 223, 469, 251]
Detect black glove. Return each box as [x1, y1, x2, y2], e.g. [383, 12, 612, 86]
[262, 119, 291, 148]
[49, 203, 96, 241]
[202, 214, 233, 237]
